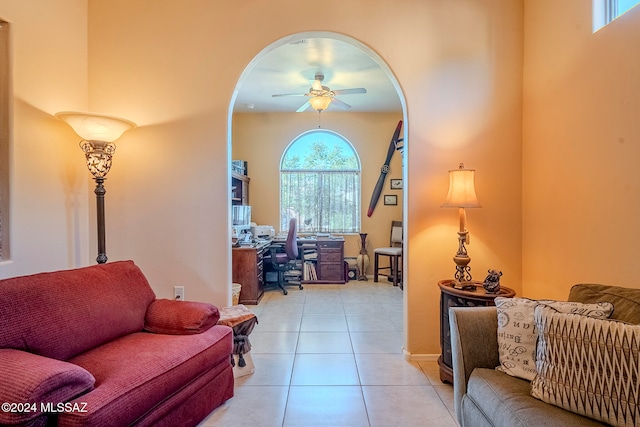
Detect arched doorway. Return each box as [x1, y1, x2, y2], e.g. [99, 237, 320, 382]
[227, 30, 408, 339]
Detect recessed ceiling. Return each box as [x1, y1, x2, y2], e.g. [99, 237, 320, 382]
[233, 37, 402, 113]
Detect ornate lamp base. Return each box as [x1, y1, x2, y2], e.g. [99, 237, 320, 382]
[452, 231, 475, 290]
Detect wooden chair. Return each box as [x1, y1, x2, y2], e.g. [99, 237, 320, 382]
[373, 220, 403, 288]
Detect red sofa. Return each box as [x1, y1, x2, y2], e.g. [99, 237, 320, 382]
[0, 260, 234, 427]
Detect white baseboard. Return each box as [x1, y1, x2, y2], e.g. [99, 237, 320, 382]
[402, 347, 440, 362]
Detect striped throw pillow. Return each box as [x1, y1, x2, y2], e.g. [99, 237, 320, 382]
[531, 305, 640, 426]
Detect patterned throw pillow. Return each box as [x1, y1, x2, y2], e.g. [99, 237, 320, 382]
[531, 305, 640, 426]
[494, 297, 613, 381]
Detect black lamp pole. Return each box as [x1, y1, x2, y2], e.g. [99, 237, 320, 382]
[94, 177, 108, 264]
[80, 140, 116, 264]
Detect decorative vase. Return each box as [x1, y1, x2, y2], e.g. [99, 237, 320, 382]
[356, 233, 370, 281]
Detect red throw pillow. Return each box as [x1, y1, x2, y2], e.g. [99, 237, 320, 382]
[144, 299, 220, 335]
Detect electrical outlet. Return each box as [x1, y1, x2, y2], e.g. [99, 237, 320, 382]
[174, 286, 185, 301]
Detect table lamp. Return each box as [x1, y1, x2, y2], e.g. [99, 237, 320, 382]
[441, 163, 481, 289]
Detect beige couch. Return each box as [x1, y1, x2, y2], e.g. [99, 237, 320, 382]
[449, 284, 640, 427]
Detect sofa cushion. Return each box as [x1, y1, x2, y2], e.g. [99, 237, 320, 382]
[494, 297, 613, 381]
[0, 349, 94, 426]
[0, 261, 156, 361]
[531, 306, 640, 426]
[60, 325, 233, 427]
[569, 283, 640, 324]
[144, 299, 220, 335]
[466, 368, 606, 427]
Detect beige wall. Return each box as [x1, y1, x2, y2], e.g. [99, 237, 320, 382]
[0, 0, 90, 279]
[5, 0, 639, 381]
[522, 2, 640, 299]
[85, 0, 523, 355]
[0, 0, 525, 356]
[232, 112, 403, 268]
[3, 0, 634, 356]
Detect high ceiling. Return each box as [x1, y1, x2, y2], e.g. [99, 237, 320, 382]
[233, 37, 402, 114]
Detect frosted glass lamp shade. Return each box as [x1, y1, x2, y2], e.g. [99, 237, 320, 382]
[442, 164, 480, 208]
[309, 96, 332, 112]
[56, 111, 136, 142]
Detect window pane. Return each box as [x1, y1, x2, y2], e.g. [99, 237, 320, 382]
[619, 0, 639, 15]
[594, 0, 639, 32]
[281, 130, 360, 233]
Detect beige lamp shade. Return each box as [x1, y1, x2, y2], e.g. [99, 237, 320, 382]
[56, 111, 136, 142]
[442, 164, 481, 208]
[309, 96, 332, 112]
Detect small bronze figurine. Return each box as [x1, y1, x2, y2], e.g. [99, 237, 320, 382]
[483, 269, 502, 294]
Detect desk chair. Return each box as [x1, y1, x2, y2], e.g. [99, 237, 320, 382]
[373, 220, 403, 288]
[264, 218, 303, 295]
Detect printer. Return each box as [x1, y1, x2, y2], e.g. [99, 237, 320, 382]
[250, 224, 275, 238]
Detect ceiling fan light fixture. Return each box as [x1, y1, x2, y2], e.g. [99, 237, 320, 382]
[309, 96, 332, 112]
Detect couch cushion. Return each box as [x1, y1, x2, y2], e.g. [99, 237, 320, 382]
[466, 368, 606, 427]
[531, 306, 640, 426]
[494, 297, 613, 381]
[59, 325, 232, 427]
[569, 283, 640, 324]
[0, 261, 156, 361]
[144, 299, 220, 335]
[0, 349, 95, 426]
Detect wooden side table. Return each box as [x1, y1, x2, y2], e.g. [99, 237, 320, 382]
[438, 279, 515, 384]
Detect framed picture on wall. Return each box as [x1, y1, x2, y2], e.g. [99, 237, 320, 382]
[384, 194, 398, 206]
[390, 179, 403, 189]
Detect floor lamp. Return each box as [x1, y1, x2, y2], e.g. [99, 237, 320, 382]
[441, 163, 481, 289]
[56, 111, 136, 264]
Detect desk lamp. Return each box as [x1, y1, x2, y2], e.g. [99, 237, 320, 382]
[56, 111, 136, 264]
[442, 163, 481, 289]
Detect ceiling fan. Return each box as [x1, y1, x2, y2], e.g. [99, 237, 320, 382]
[272, 73, 367, 112]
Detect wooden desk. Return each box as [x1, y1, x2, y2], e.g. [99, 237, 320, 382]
[232, 241, 270, 305]
[437, 279, 515, 384]
[271, 236, 346, 284]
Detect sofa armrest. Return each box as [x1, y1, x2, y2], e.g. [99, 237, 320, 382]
[449, 306, 499, 425]
[0, 349, 95, 425]
[144, 299, 221, 335]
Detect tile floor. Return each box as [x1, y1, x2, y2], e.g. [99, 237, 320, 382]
[199, 279, 457, 427]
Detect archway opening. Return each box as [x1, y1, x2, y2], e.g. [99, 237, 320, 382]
[227, 30, 408, 338]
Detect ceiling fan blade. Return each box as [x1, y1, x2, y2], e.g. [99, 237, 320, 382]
[296, 101, 311, 112]
[272, 93, 307, 97]
[332, 88, 367, 95]
[330, 98, 352, 110]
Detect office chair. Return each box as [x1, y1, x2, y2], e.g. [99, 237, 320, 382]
[264, 218, 303, 295]
[373, 220, 403, 288]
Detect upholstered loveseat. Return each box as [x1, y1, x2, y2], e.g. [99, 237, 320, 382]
[0, 261, 234, 427]
[449, 284, 640, 427]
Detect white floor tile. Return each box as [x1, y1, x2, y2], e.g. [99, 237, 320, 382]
[198, 385, 288, 427]
[250, 331, 299, 353]
[199, 285, 456, 426]
[300, 314, 348, 332]
[284, 386, 369, 427]
[291, 353, 360, 385]
[296, 332, 353, 353]
[349, 331, 404, 353]
[355, 354, 431, 386]
[362, 385, 458, 427]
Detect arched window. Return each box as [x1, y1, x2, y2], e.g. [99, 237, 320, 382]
[280, 130, 360, 233]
